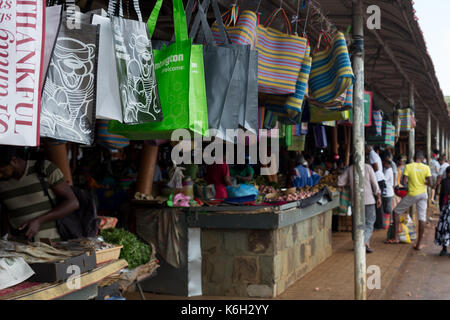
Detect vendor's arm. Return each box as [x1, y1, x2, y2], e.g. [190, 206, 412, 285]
[20, 163, 79, 240]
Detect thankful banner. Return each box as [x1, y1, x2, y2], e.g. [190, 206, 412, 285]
[0, 0, 45, 146]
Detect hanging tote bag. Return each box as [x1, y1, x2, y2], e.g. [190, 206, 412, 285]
[189, 0, 258, 143]
[40, 10, 100, 145]
[109, 0, 209, 140]
[372, 110, 383, 136]
[92, 14, 122, 121]
[108, 0, 163, 124]
[1, 0, 45, 146]
[42, 5, 63, 86]
[398, 108, 412, 132]
[309, 31, 354, 103]
[309, 104, 349, 123]
[264, 45, 312, 121]
[256, 8, 308, 95]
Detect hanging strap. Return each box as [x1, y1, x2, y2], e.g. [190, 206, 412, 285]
[189, 0, 215, 44]
[108, 0, 141, 20]
[264, 8, 292, 35]
[190, 0, 231, 45]
[148, 0, 189, 43]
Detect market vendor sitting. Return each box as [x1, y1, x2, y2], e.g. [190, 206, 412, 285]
[230, 155, 254, 185]
[291, 156, 321, 189]
[0, 147, 79, 242]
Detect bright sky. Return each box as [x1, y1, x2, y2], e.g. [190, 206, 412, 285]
[413, 0, 450, 96]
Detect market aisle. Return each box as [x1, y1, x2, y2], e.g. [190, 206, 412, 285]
[275, 228, 412, 300]
[381, 207, 450, 300]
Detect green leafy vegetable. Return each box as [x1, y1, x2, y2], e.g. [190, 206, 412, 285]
[100, 228, 150, 269]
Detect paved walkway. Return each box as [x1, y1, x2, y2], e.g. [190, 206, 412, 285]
[382, 208, 450, 300]
[125, 225, 414, 300]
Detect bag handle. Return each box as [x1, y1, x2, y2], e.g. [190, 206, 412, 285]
[148, 0, 189, 43]
[264, 8, 292, 35]
[108, 0, 143, 21]
[190, 0, 231, 45]
[189, 0, 215, 44]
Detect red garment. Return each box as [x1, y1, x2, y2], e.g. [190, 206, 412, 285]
[206, 163, 230, 199]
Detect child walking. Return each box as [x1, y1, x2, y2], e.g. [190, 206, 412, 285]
[435, 166, 450, 256]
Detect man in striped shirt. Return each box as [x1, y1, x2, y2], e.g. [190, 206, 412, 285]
[0, 147, 79, 242]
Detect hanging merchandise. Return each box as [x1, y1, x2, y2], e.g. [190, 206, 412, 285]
[309, 104, 349, 123]
[92, 14, 122, 121]
[1, 1, 46, 146]
[211, 8, 308, 95]
[398, 108, 412, 132]
[309, 84, 353, 111]
[188, 0, 258, 143]
[300, 122, 308, 135]
[108, 0, 163, 124]
[265, 45, 312, 122]
[309, 31, 354, 103]
[313, 125, 328, 149]
[288, 135, 306, 152]
[372, 110, 383, 136]
[367, 120, 395, 147]
[263, 110, 278, 130]
[40, 7, 100, 145]
[109, 0, 209, 140]
[339, 91, 373, 127]
[42, 5, 63, 86]
[96, 119, 130, 150]
[256, 7, 309, 95]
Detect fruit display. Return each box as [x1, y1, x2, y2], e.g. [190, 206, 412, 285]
[268, 190, 317, 202]
[258, 185, 277, 194]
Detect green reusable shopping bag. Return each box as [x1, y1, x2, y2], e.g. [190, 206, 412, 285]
[108, 0, 209, 139]
[309, 104, 349, 123]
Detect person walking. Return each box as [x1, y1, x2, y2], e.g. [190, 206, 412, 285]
[435, 166, 450, 256]
[387, 151, 432, 250]
[382, 155, 395, 229]
[366, 145, 386, 229]
[338, 161, 382, 253]
[430, 152, 441, 204]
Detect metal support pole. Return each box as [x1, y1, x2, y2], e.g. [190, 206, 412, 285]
[442, 130, 445, 156]
[408, 83, 415, 163]
[352, 0, 366, 301]
[427, 111, 431, 164]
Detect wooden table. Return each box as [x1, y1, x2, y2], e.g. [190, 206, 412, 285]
[0, 259, 128, 300]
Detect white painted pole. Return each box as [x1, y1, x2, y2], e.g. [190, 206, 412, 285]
[352, 0, 366, 301]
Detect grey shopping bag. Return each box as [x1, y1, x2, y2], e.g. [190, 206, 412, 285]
[189, 0, 258, 142]
[108, 0, 163, 125]
[40, 12, 99, 145]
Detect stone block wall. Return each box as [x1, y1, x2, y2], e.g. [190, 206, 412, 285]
[201, 210, 333, 297]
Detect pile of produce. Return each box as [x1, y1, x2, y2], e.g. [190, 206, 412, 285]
[319, 173, 338, 187]
[258, 185, 277, 194]
[268, 190, 317, 202]
[100, 228, 150, 269]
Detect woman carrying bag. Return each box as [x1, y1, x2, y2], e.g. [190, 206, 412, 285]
[435, 166, 450, 257]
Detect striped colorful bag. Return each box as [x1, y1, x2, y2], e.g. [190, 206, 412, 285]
[398, 108, 412, 132]
[309, 31, 354, 103]
[373, 110, 383, 136]
[257, 8, 308, 94]
[212, 9, 308, 95]
[96, 120, 130, 150]
[265, 45, 312, 121]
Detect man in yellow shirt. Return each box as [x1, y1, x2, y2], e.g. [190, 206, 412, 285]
[389, 151, 431, 250]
